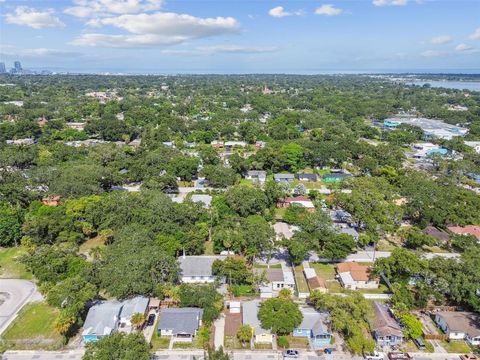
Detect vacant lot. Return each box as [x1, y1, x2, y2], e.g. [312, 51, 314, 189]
[2, 302, 63, 350]
[0, 247, 32, 280]
[310, 263, 336, 280]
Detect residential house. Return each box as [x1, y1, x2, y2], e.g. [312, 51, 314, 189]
[465, 141, 480, 154]
[254, 265, 295, 295]
[118, 297, 149, 331]
[179, 255, 226, 283]
[41, 195, 61, 207]
[65, 122, 85, 131]
[423, 226, 450, 243]
[157, 308, 203, 342]
[447, 225, 480, 241]
[336, 226, 359, 242]
[211, 140, 224, 149]
[371, 301, 403, 346]
[82, 300, 122, 343]
[336, 262, 379, 290]
[82, 296, 149, 343]
[255, 141, 266, 149]
[190, 194, 213, 208]
[298, 173, 319, 182]
[277, 196, 315, 212]
[323, 170, 353, 183]
[225, 141, 247, 152]
[293, 307, 332, 349]
[128, 138, 141, 147]
[242, 300, 273, 344]
[274, 173, 295, 183]
[245, 170, 267, 184]
[434, 312, 480, 345]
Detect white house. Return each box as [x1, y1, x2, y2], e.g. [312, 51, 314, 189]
[245, 170, 267, 184]
[178, 255, 226, 283]
[254, 264, 295, 295]
[434, 312, 480, 345]
[465, 141, 480, 154]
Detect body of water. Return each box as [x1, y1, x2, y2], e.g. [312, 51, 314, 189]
[406, 80, 480, 91]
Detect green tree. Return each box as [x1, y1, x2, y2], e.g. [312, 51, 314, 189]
[225, 185, 268, 217]
[399, 313, 423, 340]
[258, 297, 303, 335]
[0, 202, 23, 246]
[82, 332, 151, 360]
[236, 325, 252, 347]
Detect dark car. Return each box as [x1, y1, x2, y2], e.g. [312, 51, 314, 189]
[146, 314, 156, 326]
[283, 349, 300, 358]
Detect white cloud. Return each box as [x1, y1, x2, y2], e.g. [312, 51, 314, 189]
[470, 28, 480, 40]
[268, 6, 304, 18]
[70, 12, 239, 47]
[5, 6, 65, 29]
[315, 4, 343, 16]
[0, 44, 82, 59]
[162, 44, 279, 56]
[64, 0, 162, 18]
[455, 43, 473, 52]
[372, 0, 407, 6]
[430, 35, 452, 45]
[421, 50, 447, 57]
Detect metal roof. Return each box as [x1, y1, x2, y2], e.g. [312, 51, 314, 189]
[157, 308, 203, 335]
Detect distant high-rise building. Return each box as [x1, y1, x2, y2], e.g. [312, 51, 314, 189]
[0, 62, 6, 74]
[14, 61, 22, 71]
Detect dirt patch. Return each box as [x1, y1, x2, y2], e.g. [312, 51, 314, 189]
[225, 313, 242, 337]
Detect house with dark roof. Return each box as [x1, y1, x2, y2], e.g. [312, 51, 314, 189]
[157, 308, 203, 342]
[178, 255, 226, 283]
[254, 265, 295, 296]
[423, 226, 450, 242]
[371, 302, 403, 346]
[293, 307, 331, 349]
[434, 312, 480, 345]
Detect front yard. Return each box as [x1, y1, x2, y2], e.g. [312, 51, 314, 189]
[1, 302, 64, 350]
[0, 247, 32, 279]
[440, 340, 472, 353]
[277, 335, 310, 350]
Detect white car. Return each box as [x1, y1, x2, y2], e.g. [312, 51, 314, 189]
[364, 351, 385, 360]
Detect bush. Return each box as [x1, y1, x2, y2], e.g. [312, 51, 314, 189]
[277, 336, 289, 349]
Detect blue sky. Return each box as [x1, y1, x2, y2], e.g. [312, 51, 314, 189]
[1, 0, 479, 73]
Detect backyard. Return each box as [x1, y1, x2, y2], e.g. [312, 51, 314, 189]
[293, 265, 309, 294]
[2, 302, 63, 350]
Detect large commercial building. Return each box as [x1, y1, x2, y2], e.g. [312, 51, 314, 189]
[0, 63, 6, 74]
[383, 116, 468, 140]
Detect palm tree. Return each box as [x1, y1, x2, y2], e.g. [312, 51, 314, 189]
[130, 312, 145, 330]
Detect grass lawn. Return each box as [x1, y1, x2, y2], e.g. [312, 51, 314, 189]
[0, 247, 32, 279]
[78, 236, 106, 257]
[254, 343, 272, 349]
[2, 302, 63, 350]
[274, 207, 286, 220]
[278, 335, 309, 349]
[254, 264, 282, 269]
[440, 340, 471, 353]
[325, 280, 343, 293]
[293, 265, 309, 293]
[310, 263, 336, 280]
[172, 337, 203, 349]
[150, 332, 170, 350]
[401, 339, 434, 353]
[357, 284, 391, 294]
[204, 240, 214, 255]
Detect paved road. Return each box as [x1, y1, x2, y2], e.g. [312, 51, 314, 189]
[0, 279, 42, 336]
[2, 350, 84, 360]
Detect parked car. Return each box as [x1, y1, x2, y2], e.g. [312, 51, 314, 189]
[413, 338, 426, 350]
[146, 313, 156, 326]
[364, 351, 385, 360]
[283, 349, 300, 358]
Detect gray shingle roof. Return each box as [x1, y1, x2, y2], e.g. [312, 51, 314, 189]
[120, 297, 149, 320]
[82, 301, 122, 336]
[158, 308, 203, 335]
[242, 300, 270, 336]
[179, 255, 226, 277]
[371, 301, 403, 337]
[298, 307, 330, 336]
[274, 173, 294, 180]
[190, 194, 213, 208]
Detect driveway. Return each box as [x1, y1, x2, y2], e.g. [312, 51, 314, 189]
[0, 279, 42, 335]
[213, 314, 225, 349]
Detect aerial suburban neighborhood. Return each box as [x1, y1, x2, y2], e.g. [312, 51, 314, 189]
[1, 3, 480, 358]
